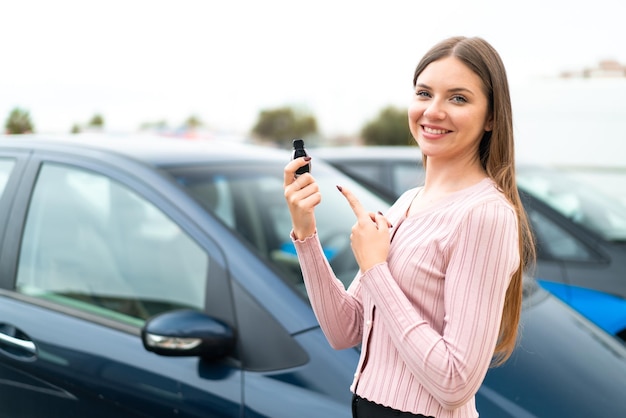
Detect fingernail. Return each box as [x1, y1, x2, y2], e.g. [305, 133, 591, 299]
[336, 185, 342, 192]
[304, 156, 311, 161]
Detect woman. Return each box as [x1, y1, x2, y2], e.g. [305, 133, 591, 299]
[283, 36, 535, 418]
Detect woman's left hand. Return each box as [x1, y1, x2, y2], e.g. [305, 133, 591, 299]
[337, 185, 391, 272]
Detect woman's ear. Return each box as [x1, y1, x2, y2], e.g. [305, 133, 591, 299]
[484, 115, 494, 132]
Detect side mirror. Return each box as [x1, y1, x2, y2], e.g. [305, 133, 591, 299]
[141, 309, 235, 360]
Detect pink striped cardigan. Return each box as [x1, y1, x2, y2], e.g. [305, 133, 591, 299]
[292, 178, 520, 418]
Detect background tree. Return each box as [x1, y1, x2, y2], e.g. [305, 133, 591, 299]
[70, 123, 81, 134]
[184, 115, 203, 129]
[5, 107, 35, 134]
[88, 114, 105, 129]
[360, 106, 413, 146]
[251, 107, 318, 146]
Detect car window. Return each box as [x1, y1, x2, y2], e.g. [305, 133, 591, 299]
[16, 163, 208, 326]
[339, 162, 385, 191]
[167, 162, 390, 297]
[517, 166, 626, 242]
[392, 162, 424, 196]
[526, 207, 597, 262]
[0, 158, 16, 198]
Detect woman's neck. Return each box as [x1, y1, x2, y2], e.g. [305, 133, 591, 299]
[407, 160, 487, 216]
[421, 159, 487, 194]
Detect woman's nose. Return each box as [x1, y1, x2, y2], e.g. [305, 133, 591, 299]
[423, 100, 445, 120]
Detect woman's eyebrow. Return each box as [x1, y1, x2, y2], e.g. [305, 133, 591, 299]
[448, 87, 474, 95]
[416, 82, 475, 96]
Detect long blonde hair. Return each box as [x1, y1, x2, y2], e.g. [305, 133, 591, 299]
[413, 36, 536, 366]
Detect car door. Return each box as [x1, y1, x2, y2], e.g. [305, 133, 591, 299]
[0, 149, 243, 417]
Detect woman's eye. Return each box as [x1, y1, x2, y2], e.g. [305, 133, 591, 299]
[451, 95, 467, 104]
[415, 90, 431, 98]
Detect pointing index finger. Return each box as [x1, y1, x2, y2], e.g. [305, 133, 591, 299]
[337, 185, 369, 219]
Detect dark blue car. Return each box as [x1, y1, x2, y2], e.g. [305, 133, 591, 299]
[1, 135, 626, 417]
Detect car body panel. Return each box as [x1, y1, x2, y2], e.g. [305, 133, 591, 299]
[537, 280, 626, 335]
[0, 293, 243, 417]
[478, 283, 626, 417]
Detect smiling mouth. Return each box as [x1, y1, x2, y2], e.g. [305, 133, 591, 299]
[422, 126, 449, 135]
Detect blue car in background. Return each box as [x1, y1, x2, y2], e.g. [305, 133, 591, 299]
[314, 145, 626, 341]
[2, 135, 626, 417]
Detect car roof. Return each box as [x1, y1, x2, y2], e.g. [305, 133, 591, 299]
[0, 133, 291, 167]
[312, 145, 422, 162]
[312, 145, 544, 168]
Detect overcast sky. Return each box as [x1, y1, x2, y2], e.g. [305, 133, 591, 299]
[1, 0, 625, 142]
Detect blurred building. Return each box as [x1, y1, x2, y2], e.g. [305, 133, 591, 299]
[560, 60, 626, 78]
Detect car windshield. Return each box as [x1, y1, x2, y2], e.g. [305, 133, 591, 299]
[163, 161, 390, 297]
[517, 165, 626, 242]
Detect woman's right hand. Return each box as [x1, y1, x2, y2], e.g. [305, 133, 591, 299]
[284, 156, 320, 240]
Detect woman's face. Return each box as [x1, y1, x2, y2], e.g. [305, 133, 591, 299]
[408, 56, 492, 164]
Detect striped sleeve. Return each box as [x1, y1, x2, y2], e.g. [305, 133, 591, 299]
[292, 231, 364, 349]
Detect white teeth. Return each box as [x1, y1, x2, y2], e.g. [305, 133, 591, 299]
[424, 126, 447, 135]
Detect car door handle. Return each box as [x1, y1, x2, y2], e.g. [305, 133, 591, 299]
[0, 331, 36, 354]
